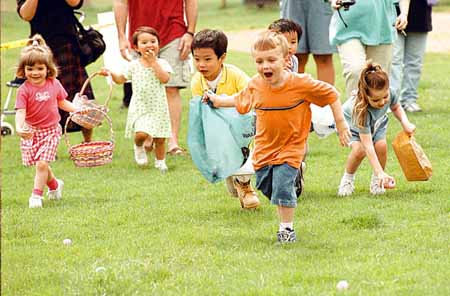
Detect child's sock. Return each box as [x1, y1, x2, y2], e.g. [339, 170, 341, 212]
[279, 222, 294, 231]
[47, 178, 58, 190]
[32, 188, 43, 197]
[343, 171, 355, 181]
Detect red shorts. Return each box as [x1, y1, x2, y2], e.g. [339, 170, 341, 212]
[21, 124, 62, 166]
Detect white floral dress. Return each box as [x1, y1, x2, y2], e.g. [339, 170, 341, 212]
[123, 59, 172, 138]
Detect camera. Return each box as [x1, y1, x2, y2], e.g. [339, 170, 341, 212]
[337, 0, 356, 10]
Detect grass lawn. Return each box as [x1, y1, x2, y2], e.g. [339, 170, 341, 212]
[1, 0, 450, 294]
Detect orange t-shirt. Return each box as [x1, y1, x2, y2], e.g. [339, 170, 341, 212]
[234, 73, 339, 170]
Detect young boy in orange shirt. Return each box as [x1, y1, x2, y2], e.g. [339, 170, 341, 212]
[191, 29, 260, 209]
[204, 31, 350, 243]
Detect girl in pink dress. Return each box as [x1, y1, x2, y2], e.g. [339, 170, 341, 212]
[15, 35, 80, 208]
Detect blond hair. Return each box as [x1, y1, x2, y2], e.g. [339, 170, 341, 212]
[353, 62, 389, 128]
[16, 34, 58, 79]
[251, 30, 289, 58]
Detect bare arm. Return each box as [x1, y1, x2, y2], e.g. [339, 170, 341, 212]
[329, 99, 351, 147]
[18, 0, 39, 21]
[396, 0, 410, 30]
[113, 0, 131, 61]
[202, 92, 235, 108]
[178, 0, 198, 60]
[98, 68, 127, 84]
[360, 133, 394, 185]
[58, 99, 77, 113]
[15, 109, 33, 139]
[149, 61, 170, 84]
[391, 103, 416, 135]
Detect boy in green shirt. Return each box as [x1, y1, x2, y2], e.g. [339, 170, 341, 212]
[190, 29, 260, 209]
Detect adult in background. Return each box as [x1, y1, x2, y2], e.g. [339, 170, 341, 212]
[280, 0, 336, 85]
[17, 0, 95, 143]
[390, 0, 433, 113]
[329, 0, 410, 98]
[113, 0, 198, 155]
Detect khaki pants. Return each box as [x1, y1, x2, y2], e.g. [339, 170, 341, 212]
[338, 39, 393, 99]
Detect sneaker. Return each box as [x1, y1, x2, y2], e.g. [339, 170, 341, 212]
[370, 175, 385, 195]
[294, 162, 306, 198]
[277, 227, 296, 243]
[233, 179, 260, 209]
[48, 179, 64, 200]
[154, 159, 168, 174]
[225, 176, 238, 197]
[337, 177, 355, 197]
[29, 195, 43, 208]
[134, 144, 148, 166]
[403, 102, 422, 113]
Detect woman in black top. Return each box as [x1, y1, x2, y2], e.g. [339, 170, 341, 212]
[17, 0, 95, 142]
[390, 0, 433, 113]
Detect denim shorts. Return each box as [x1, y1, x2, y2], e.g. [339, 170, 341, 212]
[280, 0, 336, 54]
[255, 163, 298, 208]
[349, 115, 388, 145]
[159, 38, 191, 88]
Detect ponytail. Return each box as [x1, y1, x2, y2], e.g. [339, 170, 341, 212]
[352, 62, 389, 128]
[16, 34, 58, 79]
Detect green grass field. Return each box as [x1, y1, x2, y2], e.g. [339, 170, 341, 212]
[2, 0, 450, 294]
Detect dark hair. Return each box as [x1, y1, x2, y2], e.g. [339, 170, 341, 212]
[268, 19, 302, 41]
[191, 29, 228, 58]
[16, 34, 58, 79]
[132, 26, 160, 47]
[353, 62, 389, 128]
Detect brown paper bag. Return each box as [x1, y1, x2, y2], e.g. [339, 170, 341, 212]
[392, 131, 432, 181]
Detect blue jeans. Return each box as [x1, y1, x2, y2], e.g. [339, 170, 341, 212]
[255, 163, 298, 208]
[390, 32, 428, 105]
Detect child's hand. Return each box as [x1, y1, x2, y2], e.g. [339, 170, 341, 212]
[377, 171, 395, 189]
[98, 68, 111, 76]
[336, 120, 351, 147]
[331, 0, 342, 9]
[17, 125, 33, 140]
[284, 58, 293, 71]
[395, 13, 408, 31]
[143, 49, 157, 64]
[202, 90, 220, 108]
[402, 121, 416, 136]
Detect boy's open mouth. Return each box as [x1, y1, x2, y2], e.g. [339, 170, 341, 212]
[264, 72, 273, 78]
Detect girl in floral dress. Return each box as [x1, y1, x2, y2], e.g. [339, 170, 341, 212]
[101, 26, 172, 172]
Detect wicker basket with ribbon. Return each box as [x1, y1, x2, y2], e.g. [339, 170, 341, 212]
[65, 109, 114, 167]
[71, 72, 112, 129]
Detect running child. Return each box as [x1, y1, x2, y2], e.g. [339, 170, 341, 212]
[15, 35, 79, 208]
[191, 29, 260, 209]
[203, 31, 350, 243]
[268, 18, 302, 73]
[100, 26, 172, 173]
[337, 62, 416, 196]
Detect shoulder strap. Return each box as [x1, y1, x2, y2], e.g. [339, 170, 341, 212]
[255, 99, 305, 111]
[72, 11, 86, 33]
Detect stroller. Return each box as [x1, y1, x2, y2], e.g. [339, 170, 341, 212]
[1, 77, 25, 136]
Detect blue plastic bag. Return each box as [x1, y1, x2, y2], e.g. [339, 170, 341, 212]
[188, 96, 254, 183]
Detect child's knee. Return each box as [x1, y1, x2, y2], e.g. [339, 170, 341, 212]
[153, 138, 166, 146]
[134, 132, 148, 142]
[352, 143, 366, 159]
[35, 161, 49, 172]
[374, 140, 387, 153]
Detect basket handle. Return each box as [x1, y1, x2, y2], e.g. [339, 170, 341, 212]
[64, 108, 114, 149]
[78, 71, 113, 108]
